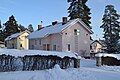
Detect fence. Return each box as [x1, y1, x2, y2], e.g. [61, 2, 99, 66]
[0, 54, 80, 72]
[96, 56, 120, 66]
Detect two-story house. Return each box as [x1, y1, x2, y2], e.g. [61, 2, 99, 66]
[27, 18, 93, 57]
[5, 30, 30, 50]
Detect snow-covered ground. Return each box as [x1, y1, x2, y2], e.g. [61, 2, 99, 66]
[0, 58, 120, 80]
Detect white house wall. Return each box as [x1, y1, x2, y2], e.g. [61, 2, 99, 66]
[62, 22, 91, 57]
[29, 33, 62, 51]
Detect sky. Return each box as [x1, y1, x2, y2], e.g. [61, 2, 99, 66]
[0, 0, 120, 40]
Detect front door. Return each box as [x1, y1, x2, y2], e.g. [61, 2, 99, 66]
[47, 44, 50, 51]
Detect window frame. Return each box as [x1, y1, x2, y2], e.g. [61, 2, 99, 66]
[68, 44, 70, 51]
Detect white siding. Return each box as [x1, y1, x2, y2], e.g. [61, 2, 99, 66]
[62, 22, 91, 57]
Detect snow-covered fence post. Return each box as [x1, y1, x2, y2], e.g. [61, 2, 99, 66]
[96, 57, 102, 66]
[73, 58, 80, 68]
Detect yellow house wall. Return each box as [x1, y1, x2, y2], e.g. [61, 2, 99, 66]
[6, 31, 29, 50]
[17, 32, 29, 50]
[91, 42, 102, 53]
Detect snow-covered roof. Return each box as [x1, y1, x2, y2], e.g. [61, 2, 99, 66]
[95, 53, 120, 60]
[5, 30, 30, 41]
[27, 18, 93, 39]
[0, 48, 81, 59]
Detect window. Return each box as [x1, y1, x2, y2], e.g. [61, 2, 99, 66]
[43, 44, 51, 51]
[68, 44, 70, 51]
[94, 43, 97, 47]
[74, 29, 80, 35]
[35, 40, 37, 45]
[32, 45, 34, 49]
[90, 45, 92, 49]
[53, 45, 56, 51]
[43, 44, 46, 50]
[86, 34, 88, 36]
[12, 44, 14, 48]
[39, 39, 41, 45]
[20, 44, 22, 47]
[47, 44, 50, 51]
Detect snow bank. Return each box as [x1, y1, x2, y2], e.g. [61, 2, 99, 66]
[80, 58, 96, 67]
[97, 66, 120, 72]
[95, 53, 120, 60]
[0, 65, 96, 80]
[0, 48, 81, 59]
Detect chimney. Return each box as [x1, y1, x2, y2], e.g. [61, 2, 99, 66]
[62, 17, 67, 25]
[52, 21, 58, 25]
[38, 25, 42, 30]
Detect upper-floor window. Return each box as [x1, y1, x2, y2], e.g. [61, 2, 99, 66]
[74, 29, 80, 35]
[86, 34, 88, 36]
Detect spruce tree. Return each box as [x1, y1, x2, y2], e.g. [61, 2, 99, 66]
[0, 20, 4, 41]
[0, 21, 2, 41]
[18, 24, 27, 31]
[100, 5, 120, 53]
[0, 20, 2, 33]
[4, 15, 20, 40]
[67, 0, 91, 28]
[28, 24, 34, 32]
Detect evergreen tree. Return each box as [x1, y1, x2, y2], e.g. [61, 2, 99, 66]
[3, 15, 20, 40]
[67, 0, 91, 28]
[18, 24, 27, 31]
[119, 41, 120, 53]
[100, 5, 120, 53]
[0, 20, 4, 41]
[0, 20, 2, 33]
[28, 24, 34, 32]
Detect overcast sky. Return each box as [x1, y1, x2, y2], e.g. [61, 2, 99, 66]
[0, 0, 120, 39]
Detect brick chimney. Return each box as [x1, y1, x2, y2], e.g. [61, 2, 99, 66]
[62, 17, 67, 25]
[52, 21, 58, 25]
[38, 25, 42, 30]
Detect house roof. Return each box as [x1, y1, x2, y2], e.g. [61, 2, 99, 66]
[27, 18, 93, 39]
[90, 40, 103, 46]
[5, 30, 30, 41]
[91, 40, 106, 47]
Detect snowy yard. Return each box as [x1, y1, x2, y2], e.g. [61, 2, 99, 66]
[0, 58, 120, 80]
